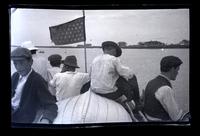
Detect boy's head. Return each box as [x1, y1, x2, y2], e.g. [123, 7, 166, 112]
[160, 56, 183, 80]
[48, 54, 62, 67]
[102, 41, 122, 57]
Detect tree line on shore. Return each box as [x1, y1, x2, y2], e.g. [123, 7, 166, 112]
[76, 39, 189, 48]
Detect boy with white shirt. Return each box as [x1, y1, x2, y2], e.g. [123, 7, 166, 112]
[49, 55, 90, 101]
[47, 54, 62, 96]
[90, 41, 140, 119]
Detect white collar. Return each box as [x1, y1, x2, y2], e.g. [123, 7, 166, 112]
[159, 73, 171, 83]
[64, 71, 77, 74]
[19, 69, 32, 80]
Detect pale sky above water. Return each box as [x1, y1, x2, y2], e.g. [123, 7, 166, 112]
[10, 8, 189, 46]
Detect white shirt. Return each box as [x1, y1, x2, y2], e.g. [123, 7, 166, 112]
[90, 54, 134, 94]
[11, 69, 32, 110]
[47, 67, 61, 83]
[47, 67, 61, 96]
[32, 55, 48, 81]
[49, 71, 90, 101]
[154, 74, 184, 121]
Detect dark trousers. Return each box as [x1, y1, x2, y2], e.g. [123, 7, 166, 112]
[80, 75, 141, 108]
[96, 75, 140, 104]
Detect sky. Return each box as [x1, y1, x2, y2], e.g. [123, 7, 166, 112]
[10, 8, 189, 46]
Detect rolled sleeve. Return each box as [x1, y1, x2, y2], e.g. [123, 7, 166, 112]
[49, 74, 57, 88]
[114, 58, 134, 80]
[81, 73, 90, 84]
[155, 86, 183, 121]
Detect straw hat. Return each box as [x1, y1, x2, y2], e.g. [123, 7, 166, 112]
[11, 47, 32, 60]
[21, 41, 38, 51]
[102, 41, 122, 57]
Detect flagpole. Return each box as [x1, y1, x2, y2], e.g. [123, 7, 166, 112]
[83, 10, 87, 73]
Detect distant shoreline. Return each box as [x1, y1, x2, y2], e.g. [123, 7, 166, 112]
[38, 46, 189, 49]
[11, 45, 189, 49]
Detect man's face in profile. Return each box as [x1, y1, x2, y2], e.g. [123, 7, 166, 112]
[170, 66, 180, 81]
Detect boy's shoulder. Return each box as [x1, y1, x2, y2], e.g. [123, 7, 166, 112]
[98, 54, 117, 59]
[92, 54, 118, 64]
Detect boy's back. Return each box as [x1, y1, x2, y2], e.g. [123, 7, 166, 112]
[90, 54, 119, 94]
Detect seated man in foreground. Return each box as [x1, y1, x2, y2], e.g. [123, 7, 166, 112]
[11, 47, 57, 124]
[143, 55, 190, 122]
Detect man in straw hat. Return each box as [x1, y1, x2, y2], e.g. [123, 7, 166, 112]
[89, 41, 141, 121]
[49, 55, 90, 101]
[21, 41, 48, 82]
[11, 47, 57, 124]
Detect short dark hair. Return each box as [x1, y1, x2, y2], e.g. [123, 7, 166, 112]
[48, 54, 62, 67]
[160, 56, 183, 72]
[50, 61, 61, 67]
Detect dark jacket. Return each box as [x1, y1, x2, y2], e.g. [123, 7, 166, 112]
[11, 70, 58, 123]
[143, 75, 172, 120]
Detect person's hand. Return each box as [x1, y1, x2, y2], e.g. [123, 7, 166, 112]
[39, 118, 51, 124]
[115, 95, 127, 103]
[126, 100, 136, 110]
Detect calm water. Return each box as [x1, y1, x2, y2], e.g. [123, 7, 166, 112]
[11, 47, 189, 112]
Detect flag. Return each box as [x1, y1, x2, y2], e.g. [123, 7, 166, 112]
[49, 17, 86, 45]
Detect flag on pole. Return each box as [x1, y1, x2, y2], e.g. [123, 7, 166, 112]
[49, 17, 86, 45]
